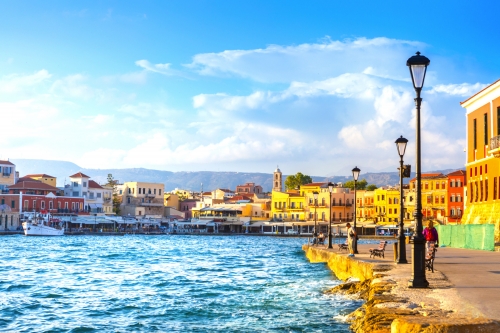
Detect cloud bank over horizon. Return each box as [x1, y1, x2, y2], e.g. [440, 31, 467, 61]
[0, 37, 487, 176]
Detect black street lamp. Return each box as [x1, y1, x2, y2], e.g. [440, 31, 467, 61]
[313, 191, 319, 242]
[327, 182, 334, 249]
[352, 166, 360, 254]
[396, 135, 408, 264]
[407, 51, 430, 288]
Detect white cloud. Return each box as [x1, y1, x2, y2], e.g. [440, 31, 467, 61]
[428, 83, 487, 97]
[51, 74, 95, 99]
[187, 37, 424, 83]
[135, 59, 182, 76]
[0, 70, 52, 93]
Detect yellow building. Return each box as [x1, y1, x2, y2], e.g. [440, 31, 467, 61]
[271, 190, 305, 221]
[461, 79, 500, 242]
[0, 160, 16, 193]
[374, 188, 401, 225]
[24, 174, 57, 187]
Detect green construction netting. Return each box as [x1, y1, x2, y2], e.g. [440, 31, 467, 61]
[436, 224, 495, 251]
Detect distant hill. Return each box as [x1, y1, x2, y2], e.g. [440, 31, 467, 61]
[10, 159, 462, 192]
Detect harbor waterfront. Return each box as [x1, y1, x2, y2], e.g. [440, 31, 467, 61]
[1, 235, 363, 332]
[303, 244, 500, 332]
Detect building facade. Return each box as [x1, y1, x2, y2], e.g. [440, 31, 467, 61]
[117, 182, 165, 218]
[447, 170, 466, 223]
[0, 160, 16, 194]
[236, 182, 263, 194]
[461, 79, 500, 242]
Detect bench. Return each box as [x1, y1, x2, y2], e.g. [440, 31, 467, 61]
[425, 243, 438, 273]
[338, 240, 348, 252]
[369, 241, 387, 258]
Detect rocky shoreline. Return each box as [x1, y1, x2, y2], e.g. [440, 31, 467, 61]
[303, 245, 500, 332]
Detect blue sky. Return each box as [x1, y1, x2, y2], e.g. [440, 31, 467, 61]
[1, 1, 500, 177]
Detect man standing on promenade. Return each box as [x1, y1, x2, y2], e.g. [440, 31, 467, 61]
[346, 222, 356, 257]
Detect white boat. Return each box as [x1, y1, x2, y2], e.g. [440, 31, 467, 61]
[21, 212, 65, 236]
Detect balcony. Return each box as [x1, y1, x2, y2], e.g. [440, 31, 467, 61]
[145, 193, 156, 198]
[490, 136, 500, 157]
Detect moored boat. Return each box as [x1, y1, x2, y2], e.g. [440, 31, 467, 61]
[21, 212, 64, 236]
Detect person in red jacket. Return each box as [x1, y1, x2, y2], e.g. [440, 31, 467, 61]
[423, 220, 439, 252]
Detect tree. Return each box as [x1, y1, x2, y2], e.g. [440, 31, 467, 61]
[285, 172, 313, 190]
[366, 184, 378, 191]
[106, 173, 121, 215]
[343, 179, 368, 190]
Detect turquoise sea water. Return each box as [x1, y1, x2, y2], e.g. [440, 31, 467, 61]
[0, 235, 362, 332]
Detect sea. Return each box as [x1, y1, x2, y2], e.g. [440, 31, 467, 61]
[0, 235, 363, 332]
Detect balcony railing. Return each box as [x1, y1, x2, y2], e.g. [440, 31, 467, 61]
[491, 135, 500, 150]
[145, 194, 156, 198]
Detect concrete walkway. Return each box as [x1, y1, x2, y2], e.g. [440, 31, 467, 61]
[314, 240, 500, 321]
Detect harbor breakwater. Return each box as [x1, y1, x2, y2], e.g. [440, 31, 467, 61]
[303, 245, 500, 332]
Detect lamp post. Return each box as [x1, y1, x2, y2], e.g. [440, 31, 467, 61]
[352, 166, 360, 254]
[313, 191, 319, 243]
[396, 135, 408, 264]
[407, 51, 430, 288]
[327, 182, 334, 249]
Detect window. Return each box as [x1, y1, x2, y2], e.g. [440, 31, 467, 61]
[473, 118, 477, 149]
[425, 183, 428, 190]
[97, 193, 101, 198]
[427, 196, 432, 204]
[33, 200, 36, 209]
[127, 197, 131, 204]
[470, 182, 473, 203]
[64, 202, 69, 209]
[11, 200, 15, 209]
[436, 182, 440, 189]
[41, 201, 45, 209]
[450, 195, 455, 202]
[480, 181, 483, 201]
[394, 208, 397, 214]
[486, 164, 488, 174]
[322, 212, 325, 220]
[435, 196, 439, 204]
[128, 188, 131, 194]
[441, 196, 445, 204]
[24, 200, 29, 209]
[83, 182, 87, 187]
[49, 202, 53, 209]
[484, 113, 488, 145]
[485, 179, 489, 201]
[159, 190, 162, 195]
[388, 198, 392, 204]
[389, 208, 392, 214]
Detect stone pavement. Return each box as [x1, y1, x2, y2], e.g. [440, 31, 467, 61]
[314, 240, 500, 321]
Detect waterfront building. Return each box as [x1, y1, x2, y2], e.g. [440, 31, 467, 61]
[117, 182, 165, 218]
[179, 198, 199, 219]
[235, 182, 263, 194]
[212, 188, 235, 200]
[409, 173, 447, 223]
[271, 190, 305, 222]
[86, 180, 113, 214]
[24, 174, 57, 187]
[64, 172, 91, 198]
[460, 79, 500, 242]
[373, 188, 400, 224]
[447, 170, 466, 224]
[164, 193, 181, 210]
[0, 160, 17, 194]
[356, 190, 375, 222]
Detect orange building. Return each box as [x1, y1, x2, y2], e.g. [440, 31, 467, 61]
[447, 170, 466, 224]
[460, 79, 500, 242]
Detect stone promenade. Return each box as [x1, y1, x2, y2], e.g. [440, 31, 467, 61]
[304, 240, 500, 332]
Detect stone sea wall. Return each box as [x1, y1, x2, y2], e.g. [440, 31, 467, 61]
[303, 245, 500, 333]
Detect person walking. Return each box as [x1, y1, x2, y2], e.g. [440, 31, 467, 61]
[423, 220, 439, 252]
[346, 222, 356, 257]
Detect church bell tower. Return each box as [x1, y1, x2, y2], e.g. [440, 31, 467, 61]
[273, 166, 283, 192]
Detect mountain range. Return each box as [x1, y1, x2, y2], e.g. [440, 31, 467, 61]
[9, 159, 462, 192]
